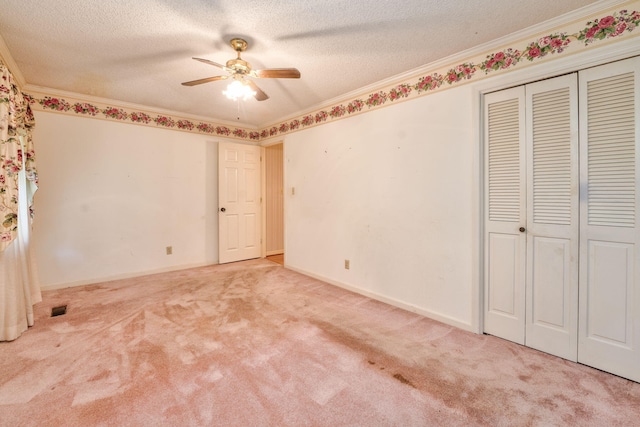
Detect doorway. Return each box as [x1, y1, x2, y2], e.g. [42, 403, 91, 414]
[265, 143, 284, 262]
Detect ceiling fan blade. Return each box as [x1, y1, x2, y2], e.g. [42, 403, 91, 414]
[253, 68, 301, 79]
[181, 75, 228, 86]
[192, 57, 229, 70]
[247, 80, 269, 101]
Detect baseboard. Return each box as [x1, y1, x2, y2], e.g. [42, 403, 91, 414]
[285, 264, 475, 333]
[39, 262, 215, 291]
[266, 250, 284, 256]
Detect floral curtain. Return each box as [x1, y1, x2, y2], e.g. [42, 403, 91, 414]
[0, 59, 41, 341]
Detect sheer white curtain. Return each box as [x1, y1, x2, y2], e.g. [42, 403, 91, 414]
[1, 165, 41, 341]
[0, 60, 40, 341]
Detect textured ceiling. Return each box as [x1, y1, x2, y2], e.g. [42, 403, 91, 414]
[0, 0, 601, 127]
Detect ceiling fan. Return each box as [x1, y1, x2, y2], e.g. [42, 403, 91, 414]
[181, 38, 301, 101]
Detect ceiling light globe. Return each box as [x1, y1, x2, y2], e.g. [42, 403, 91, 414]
[223, 80, 256, 101]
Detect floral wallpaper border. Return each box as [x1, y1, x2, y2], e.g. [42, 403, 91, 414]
[26, 8, 640, 142]
[26, 93, 262, 141]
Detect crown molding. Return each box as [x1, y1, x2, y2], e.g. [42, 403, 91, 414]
[27, 86, 262, 142]
[0, 33, 25, 88]
[24, 84, 255, 130]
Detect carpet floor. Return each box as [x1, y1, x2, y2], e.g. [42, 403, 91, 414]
[1, 259, 639, 426]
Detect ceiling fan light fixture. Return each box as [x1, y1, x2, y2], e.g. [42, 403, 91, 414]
[223, 79, 256, 101]
[182, 38, 298, 102]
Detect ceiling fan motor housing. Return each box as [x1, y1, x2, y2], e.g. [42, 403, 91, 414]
[226, 58, 251, 74]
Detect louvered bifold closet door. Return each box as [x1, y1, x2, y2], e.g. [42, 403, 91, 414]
[484, 87, 527, 344]
[578, 56, 640, 382]
[525, 75, 579, 361]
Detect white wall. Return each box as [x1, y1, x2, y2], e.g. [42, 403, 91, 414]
[281, 35, 640, 334]
[30, 35, 637, 330]
[284, 85, 477, 330]
[32, 112, 221, 289]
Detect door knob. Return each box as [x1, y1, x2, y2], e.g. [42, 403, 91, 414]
[519, 227, 526, 233]
[220, 207, 226, 212]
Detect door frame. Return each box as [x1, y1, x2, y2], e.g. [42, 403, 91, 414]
[217, 138, 285, 263]
[472, 38, 640, 334]
[260, 139, 285, 261]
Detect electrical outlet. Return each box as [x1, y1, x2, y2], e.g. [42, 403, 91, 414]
[166, 246, 172, 255]
[344, 259, 350, 270]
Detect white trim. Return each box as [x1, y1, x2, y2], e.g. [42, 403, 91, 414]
[266, 250, 284, 256]
[0, 33, 25, 87]
[472, 36, 640, 336]
[469, 84, 484, 334]
[40, 262, 215, 291]
[285, 265, 475, 333]
[261, 145, 267, 258]
[282, 140, 288, 263]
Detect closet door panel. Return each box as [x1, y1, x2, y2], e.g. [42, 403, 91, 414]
[579, 56, 640, 382]
[484, 87, 527, 345]
[586, 240, 633, 343]
[531, 237, 571, 326]
[525, 74, 579, 361]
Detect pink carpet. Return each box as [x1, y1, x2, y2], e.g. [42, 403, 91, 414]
[1, 259, 639, 426]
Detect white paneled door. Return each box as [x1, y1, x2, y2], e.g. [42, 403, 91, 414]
[484, 56, 640, 382]
[578, 57, 640, 382]
[218, 142, 262, 264]
[483, 86, 527, 346]
[525, 75, 579, 362]
[484, 74, 579, 361]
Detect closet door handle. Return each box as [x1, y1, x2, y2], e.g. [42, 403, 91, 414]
[220, 207, 226, 212]
[519, 227, 526, 233]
